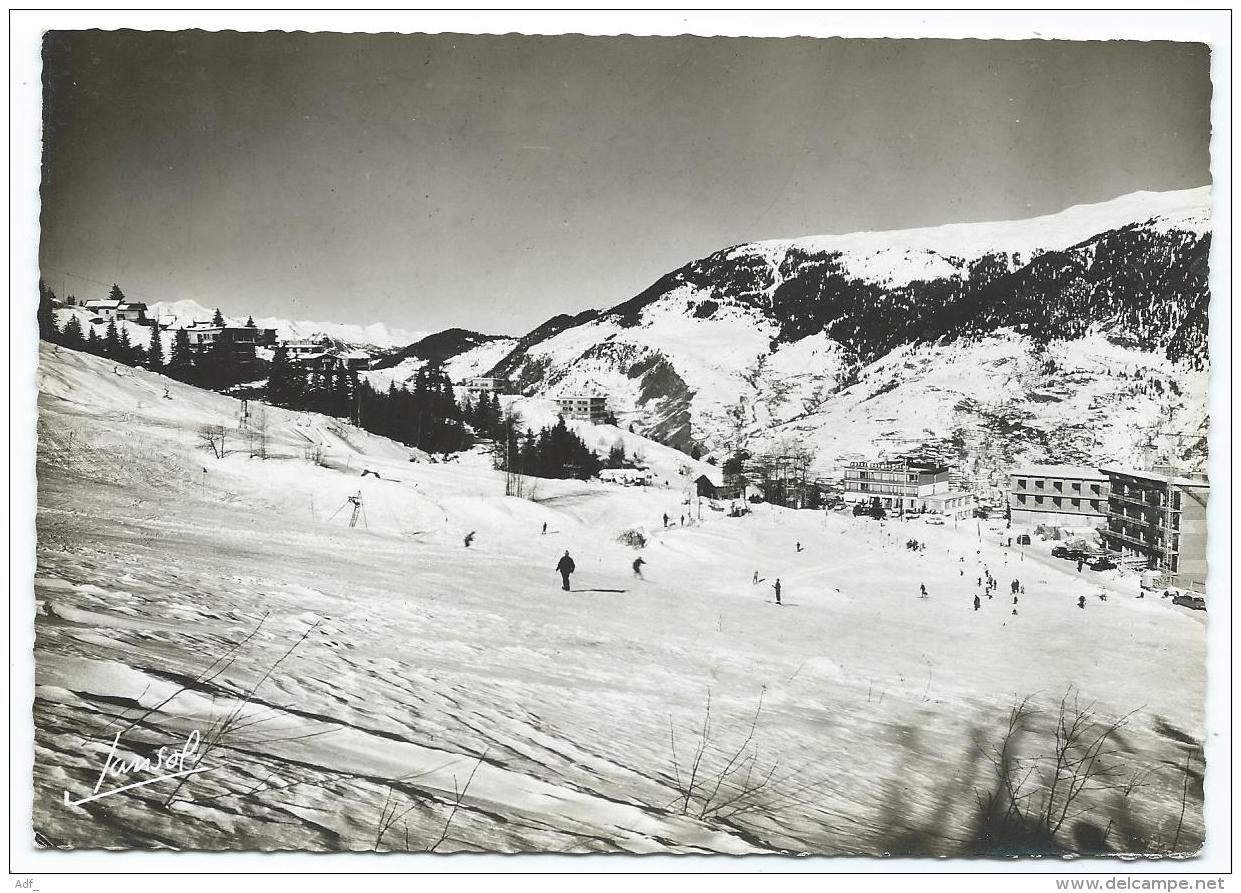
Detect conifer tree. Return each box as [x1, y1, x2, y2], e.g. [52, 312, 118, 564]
[103, 319, 120, 360]
[61, 314, 84, 349]
[118, 326, 135, 365]
[168, 328, 194, 381]
[147, 325, 164, 369]
[37, 280, 59, 343]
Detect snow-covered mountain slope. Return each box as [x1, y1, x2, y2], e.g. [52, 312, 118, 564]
[149, 299, 424, 350]
[364, 329, 518, 390]
[475, 187, 1210, 470]
[33, 343, 1204, 853]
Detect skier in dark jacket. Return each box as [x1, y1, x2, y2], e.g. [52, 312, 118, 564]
[973, 594, 981, 611]
[556, 551, 576, 591]
[632, 557, 646, 578]
[773, 578, 782, 605]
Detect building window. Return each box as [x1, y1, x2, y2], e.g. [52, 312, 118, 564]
[1034, 496, 1044, 505]
[1016, 494, 1027, 504]
[1017, 478, 1026, 489]
[1035, 480, 1044, 489]
[1053, 481, 1063, 491]
[1071, 498, 1080, 507]
[1091, 500, 1100, 511]
[1052, 497, 1062, 506]
[1071, 482, 1081, 492]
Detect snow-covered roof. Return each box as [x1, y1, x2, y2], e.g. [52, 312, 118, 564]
[695, 469, 724, 487]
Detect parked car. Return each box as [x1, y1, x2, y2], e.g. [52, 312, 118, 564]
[923, 515, 946, 525]
[1016, 534, 1031, 546]
[1088, 557, 1117, 571]
[1172, 593, 1206, 612]
[1052, 545, 1091, 561]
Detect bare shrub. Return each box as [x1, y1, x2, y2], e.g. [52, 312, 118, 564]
[198, 424, 227, 459]
[373, 750, 488, 853]
[666, 690, 823, 828]
[617, 528, 647, 549]
[972, 687, 1164, 855]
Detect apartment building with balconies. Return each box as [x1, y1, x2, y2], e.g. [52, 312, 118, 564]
[1100, 466, 1209, 593]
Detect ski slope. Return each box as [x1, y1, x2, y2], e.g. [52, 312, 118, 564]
[32, 344, 1205, 854]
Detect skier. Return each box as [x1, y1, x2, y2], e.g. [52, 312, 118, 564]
[541, 521, 547, 536]
[1077, 595, 1086, 609]
[464, 531, 475, 548]
[632, 556, 646, 578]
[1013, 595, 1019, 606]
[663, 512, 669, 529]
[1077, 558, 1085, 573]
[680, 514, 685, 526]
[796, 541, 803, 553]
[556, 551, 576, 592]
[919, 583, 927, 599]
[752, 570, 759, 585]
[973, 594, 981, 611]
[773, 578, 782, 605]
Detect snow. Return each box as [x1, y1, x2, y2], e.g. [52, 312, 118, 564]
[362, 337, 518, 390]
[32, 343, 1204, 853]
[748, 186, 1210, 290]
[499, 188, 1209, 469]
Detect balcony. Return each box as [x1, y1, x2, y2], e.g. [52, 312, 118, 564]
[1109, 490, 1169, 512]
[1103, 526, 1172, 554]
[1107, 506, 1165, 529]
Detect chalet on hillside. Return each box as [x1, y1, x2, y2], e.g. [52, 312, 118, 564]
[695, 471, 723, 499]
[466, 377, 509, 398]
[84, 299, 150, 324]
[185, 322, 278, 353]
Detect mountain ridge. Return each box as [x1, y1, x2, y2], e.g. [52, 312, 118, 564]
[466, 186, 1210, 472]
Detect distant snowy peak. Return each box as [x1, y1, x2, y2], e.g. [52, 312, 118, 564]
[727, 186, 1211, 290]
[147, 300, 424, 350]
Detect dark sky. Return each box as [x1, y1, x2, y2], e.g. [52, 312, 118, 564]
[39, 32, 1212, 336]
